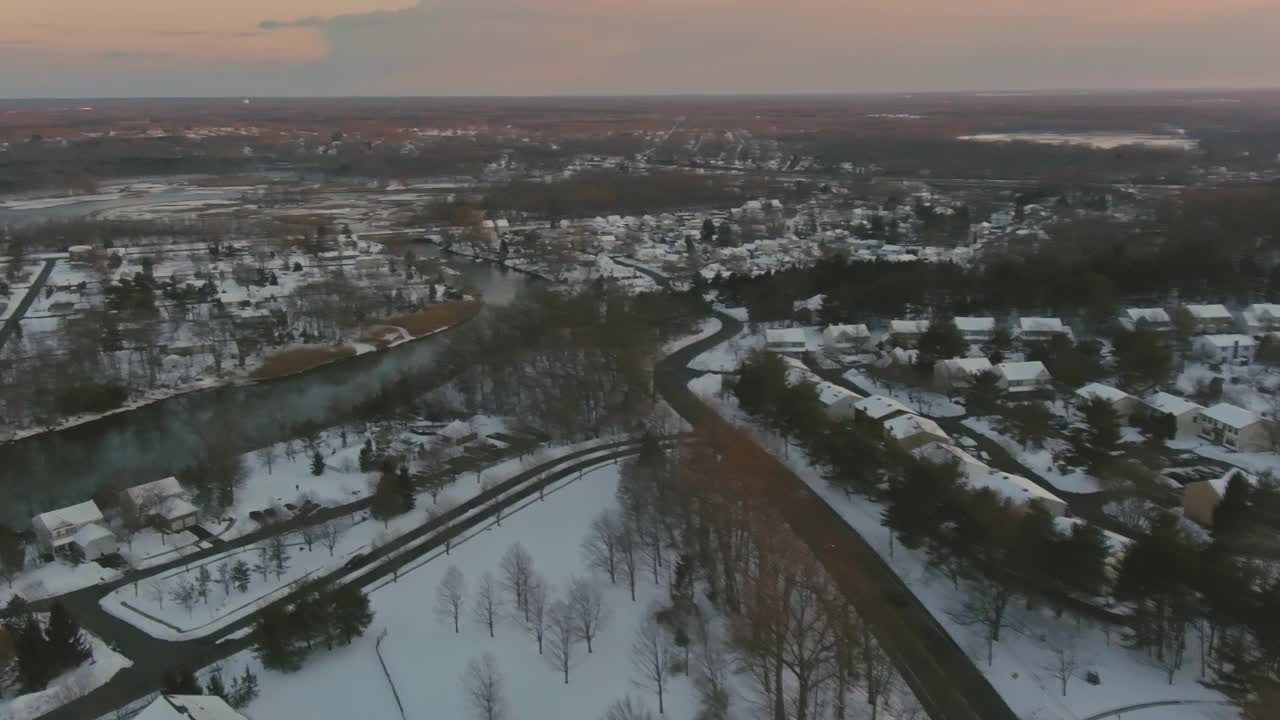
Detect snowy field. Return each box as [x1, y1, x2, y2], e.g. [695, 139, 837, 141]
[0, 560, 122, 608]
[689, 373, 1239, 720]
[0, 625, 132, 720]
[225, 464, 717, 720]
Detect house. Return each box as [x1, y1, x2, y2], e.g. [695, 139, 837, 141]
[815, 382, 864, 420]
[953, 317, 997, 342]
[1183, 304, 1236, 334]
[822, 324, 871, 355]
[1242, 303, 1280, 333]
[1145, 392, 1205, 439]
[1122, 308, 1172, 331]
[889, 320, 930, 348]
[136, 694, 250, 720]
[31, 501, 117, 560]
[1074, 382, 1141, 420]
[913, 442, 1068, 517]
[782, 357, 822, 387]
[1193, 334, 1257, 364]
[883, 414, 951, 451]
[1196, 403, 1274, 452]
[120, 477, 199, 532]
[1018, 317, 1069, 342]
[933, 357, 993, 390]
[1183, 468, 1258, 526]
[854, 394, 913, 422]
[439, 420, 478, 446]
[995, 361, 1052, 392]
[765, 328, 808, 355]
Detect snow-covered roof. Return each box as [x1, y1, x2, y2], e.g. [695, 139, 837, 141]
[996, 361, 1050, 382]
[883, 414, 949, 443]
[158, 497, 198, 521]
[33, 500, 104, 534]
[1246, 303, 1280, 319]
[123, 477, 185, 506]
[913, 441, 985, 469]
[964, 464, 1064, 509]
[1074, 382, 1134, 404]
[74, 523, 115, 548]
[1200, 403, 1262, 429]
[1124, 307, 1171, 324]
[939, 357, 993, 374]
[890, 320, 930, 334]
[815, 381, 862, 406]
[1019, 317, 1066, 333]
[765, 328, 807, 344]
[854, 394, 912, 420]
[1147, 392, 1204, 417]
[823, 324, 870, 341]
[1196, 334, 1256, 349]
[136, 695, 248, 720]
[1207, 467, 1259, 496]
[953, 317, 996, 333]
[1184, 304, 1232, 320]
[440, 420, 475, 439]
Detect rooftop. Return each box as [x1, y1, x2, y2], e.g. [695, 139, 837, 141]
[1197, 334, 1257, 348]
[135, 695, 248, 720]
[33, 500, 104, 533]
[953, 317, 996, 332]
[1201, 402, 1261, 429]
[1019, 317, 1066, 333]
[1124, 308, 1171, 323]
[940, 357, 993, 374]
[123, 476, 185, 505]
[1185, 304, 1232, 320]
[890, 320, 930, 334]
[883, 413, 949, 442]
[996, 361, 1050, 382]
[854, 394, 912, 420]
[765, 328, 807, 344]
[1074, 382, 1134, 404]
[1147, 391, 1204, 417]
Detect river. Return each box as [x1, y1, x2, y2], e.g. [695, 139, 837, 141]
[0, 245, 533, 526]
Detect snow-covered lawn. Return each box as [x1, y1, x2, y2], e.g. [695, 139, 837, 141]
[690, 375, 1239, 720]
[228, 464, 715, 720]
[0, 625, 132, 720]
[962, 417, 1104, 494]
[687, 325, 762, 372]
[662, 317, 722, 355]
[0, 559, 122, 608]
[842, 369, 966, 418]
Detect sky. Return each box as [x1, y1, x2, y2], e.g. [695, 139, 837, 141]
[3, 0, 1279, 98]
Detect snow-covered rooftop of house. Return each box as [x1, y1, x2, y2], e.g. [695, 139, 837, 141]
[1201, 402, 1261, 429]
[953, 317, 996, 332]
[158, 496, 198, 521]
[1246, 303, 1280, 319]
[765, 328, 806, 344]
[1207, 467, 1259, 496]
[964, 464, 1064, 509]
[1053, 517, 1133, 560]
[890, 319, 930, 334]
[854, 394, 912, 420]
[1124, 307, 1171, 323]
[815, 381, 862, 406]
[883, 413, 949, 442]
[123, 476, 185, 505]
[439, 420, 475, 440]
[1147, 392, 1204, 417]
[823, 324, 870, 340]
[913, 441, 985, 468]
[940, 357, 993, 374]
[136, 694, 247, 720]
[785, 367, 822, 387]
[1185, 304, 1232, 320]
[996, 361, 1049, 382]
[73, 522, 115, 547]
[1197, 334, 1256, 348]
[33, 500, 104, 533]
[1018, 317, 1066, 333]
[1074, 382, 1133, 404]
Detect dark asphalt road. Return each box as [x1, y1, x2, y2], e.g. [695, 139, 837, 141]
[36, 438, 664, 720]
[658, 307, 1019, 720]
[0, 258, 57, 351]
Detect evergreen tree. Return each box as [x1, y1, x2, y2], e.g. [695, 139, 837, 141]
[883, 458, 961, 550]
[397, 465, 416, 512]
[700, 218, 717, 245]
[1056, 522, 1110, 597]
[231, 559, 252, 593]
[1069, 397, 1121, 472]
[253, 605, 303, 672]
[715, 222, 734, 247]
[915, 319, 967, 374]
[331, 585, 374, 645]
[358, 439, 374, 472]
[310, 451, 326, 477]
[230, 666, 259, 708]
[1213, 471, 1254, 541]
[965, 370, 1004, 416]
[13, 614, 53, 692]
[44, 602, 90, 672]
[370, 473, 403, 524]
[205, 668, 228, 699]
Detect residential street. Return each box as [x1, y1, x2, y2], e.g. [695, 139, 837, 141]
[0, 257, 56, 351]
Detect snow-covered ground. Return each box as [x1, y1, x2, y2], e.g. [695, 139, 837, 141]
[686, 325, 763, 372]
[962, 417, 1104, 494]
[689, 374, 1238, 720]
[842, 369, 966, 418]
[0, 559, 123, 608]
[661, 317, 722, 355]
[0, 625, 132, 720]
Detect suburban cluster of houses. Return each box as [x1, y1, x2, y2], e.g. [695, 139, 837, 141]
[31, 477, 199, 562]
[1120, 302, 1280, 364]
[1072, 380, 1274, 453]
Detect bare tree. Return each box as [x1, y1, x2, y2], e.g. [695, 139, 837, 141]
[582, 509, 621, 584]
[437, 565, 466, 633]
[694, 633, 732, 720]
[500, 543, 535, 621]
[473, 572, 500, 638]
[462, 653, 507, 720]
[546, 598, 579, 684]
[526, 573, 548, 654]
[148, 580, 166, 609]
[631, 613, 675, 714]
[320, 519, 344, 557]
[949, 575, 1016, 666]
[602, 696, 656, 720]
[215, 562, 232, 596]
[170, 578, 198, 616]
[1044, 635, 1081, 697]
[299, 524, 319, 552]
[618, 519, 639, 602]
[258, 445, 278, 476]
[569, 577, 608, 654]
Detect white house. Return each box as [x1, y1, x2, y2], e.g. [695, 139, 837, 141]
[1243, 303, 1280, 333]
[822, 324, 872, 355]
[1074, 382, 1142, 419]
[1145, 392, 1205, 439]
[1018, 317, 1069, 341]
[136, 694, 249, 720]
[815, 381, 864, 421]
[765, 328, 808, 355]
[1183, 304, 1236, 334]
[995, 361, 1052, 392]
[883, 414, 951, 451]
[1196, 403, 1273, 452]
[31, 501, 117, 560]
[1122, 308, 1172, 331]
[889, 320, 930, 348]
[120, 477, 199, 532]
[953, 317, 997, 342]
[933, 357, 994, 390]
[854, 394, 913, 421]
[1193, 334, 1257, 364]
